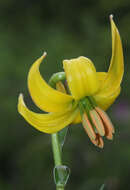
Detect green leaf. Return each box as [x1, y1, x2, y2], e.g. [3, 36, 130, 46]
[53, 165, 70, 188]
[58, 127, 68, 150]
[99, 184, 105, 190]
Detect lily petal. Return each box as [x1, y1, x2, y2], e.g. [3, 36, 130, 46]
[97, 72, 107, 90]
[72, 111, 81, 124]
[72, 73, 108, 124]
[97, 15, 124, 97]
[94, 86, 120, 110]
[94, 72, 121, 110]
[28, 52, 73, 113]
[63, 56, 99, 100]
[18, 94, 78, 134]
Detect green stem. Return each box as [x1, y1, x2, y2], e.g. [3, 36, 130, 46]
[56, 188, 64, 190]
[49, 74, 69, 190]
[49, 72, 66, 88]
[51, 133, 62, 166]
[51, 133, 64, 190]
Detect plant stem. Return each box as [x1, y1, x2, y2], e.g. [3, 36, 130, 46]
[51, 133, 64, 190]
[56, 187, 64, 190]
[51, 133, 62, 166]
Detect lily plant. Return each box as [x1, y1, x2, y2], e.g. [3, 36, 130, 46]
[18, 15, 124, 190]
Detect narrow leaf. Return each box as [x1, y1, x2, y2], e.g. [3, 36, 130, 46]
[99, 184, 105, 190]
[58, 127, 68, 150]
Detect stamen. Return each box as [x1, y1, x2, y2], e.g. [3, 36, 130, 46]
[56, 81, 67, 93]
[82, 113, 96, 140]
[90, 110, 105, 136]
[90, 137, 99, 147]
[97, 134, 104, 149]
[89, 134, 104, 148]
[79, 97, 105, 148]
[95, 107, 115, 140]
[106, 132, 113, 140]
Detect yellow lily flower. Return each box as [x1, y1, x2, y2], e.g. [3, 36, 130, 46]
[18, 15, 124, 148]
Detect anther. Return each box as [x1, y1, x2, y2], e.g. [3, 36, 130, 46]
[95, 107, 115, 140]
[82, 113, 96, 140]
[90, 110, 105, 136]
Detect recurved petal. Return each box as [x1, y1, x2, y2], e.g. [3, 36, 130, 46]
[28, 53, 73, 113]
[94, 86, 121, 110]
[98, 15, 124, 97]
[18, 94, 78, 134]
[94, 72, 121, 110]
[97, 72, 107, 90]
[63, 56, 99, 100]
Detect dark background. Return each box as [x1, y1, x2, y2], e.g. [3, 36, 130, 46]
[0, 0, 130, 189]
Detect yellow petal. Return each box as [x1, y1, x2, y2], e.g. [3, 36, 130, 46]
[97, 72, 107, 85]
[18, 94, 78, 134]
[94, 86, 121, 110]
[72, 111, 81, 124]
[98, 15, 124, 96]
[63, 56, 99, 100]
[94, 72, 121, 110]
[28, 52, 73, 113]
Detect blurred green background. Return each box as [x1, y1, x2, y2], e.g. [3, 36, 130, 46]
[0, 0, 130, 189]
